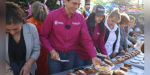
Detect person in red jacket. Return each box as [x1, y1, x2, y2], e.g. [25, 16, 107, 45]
[74, 4, 110, 68]
[27, 1, 49, 75]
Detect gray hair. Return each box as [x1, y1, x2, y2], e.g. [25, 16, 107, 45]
[31, 1, 49, 22]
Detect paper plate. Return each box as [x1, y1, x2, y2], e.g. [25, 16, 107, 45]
[140, 53, 144, 56]
[136, 55, 144, 58]
[130, 60, 140, 64]
[134, 57, 143, 61]
[132, 69, 144, 74]
[109, 64, 115, 70]
[140, 34, 144, 36]
[141, 61, 144, 64]
[137, 73, 144, 75]
[126, 72, 137, 75]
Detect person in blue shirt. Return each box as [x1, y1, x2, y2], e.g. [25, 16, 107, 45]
[83, 1, 91, 18]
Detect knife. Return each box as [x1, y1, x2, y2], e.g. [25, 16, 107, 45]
[97, 53, 108, 57]
[58, 59, 70, 62]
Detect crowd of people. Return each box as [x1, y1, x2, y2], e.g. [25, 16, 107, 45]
[6, 0, 144, 75]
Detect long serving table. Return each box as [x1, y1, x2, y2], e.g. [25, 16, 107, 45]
[114, 36, 144, 70]
[114, 47, 144, 70]
[52, 59, 144, 75]
[52, 36, 144, 75]
[52, 50, 144, 75]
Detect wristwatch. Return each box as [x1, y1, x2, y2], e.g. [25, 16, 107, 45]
[6, 68, 13, 73]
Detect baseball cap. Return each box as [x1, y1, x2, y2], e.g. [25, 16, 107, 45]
[92, 4, 105, 16]
[85, 0, 90, 5]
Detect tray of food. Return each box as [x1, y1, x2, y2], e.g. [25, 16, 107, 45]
[67, 60, 138, 75]
[111, 50, 141, 64]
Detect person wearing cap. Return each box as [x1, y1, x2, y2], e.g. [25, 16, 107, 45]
[74, 4, 110, 68]
[40, 0, 103, 74]
[104, 8, 121, 58]
[83, 1, 91, 18]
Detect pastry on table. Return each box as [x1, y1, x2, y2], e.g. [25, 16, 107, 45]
[74, 70, 87, 75]
[124, 63, 132, 68]
[120, 66, 129, 72]
[122, 55, 127, 60]
[135, 50, 140, 54]
[68, 70, 87, 75]
[95, 64, 109, 71]
[116, 57, 123, 63]
[67, 73, 76, 75]
[131, 51, 137, 55]
[111, 58, 119, 64]
[83, 68, 96, 74]
[96, 70, 112, 75]
[131, 52, 135, 57]
[112, 69, 126, 75]
[137, 51, 141, 54]
[72, 71, 80, 74]
[104, 59, 113, 67]
[78, 70, 87, 75]
[121, 57, 125, 61]
[125, 54, 132, 59]
[122, 56, 127, 60]
[124, 55, 130, 59]
[124, 53, 130, 58]
[134, 51, 138, 55]
[130, 53, 135, 57]
[128, 54, 133, 58]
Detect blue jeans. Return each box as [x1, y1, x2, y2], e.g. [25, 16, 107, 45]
[48, 50, 75, 75]
[10, 61, 25, 75]
[73, 52, 92, 68]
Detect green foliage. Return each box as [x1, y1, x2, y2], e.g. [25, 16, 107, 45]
[6, 0, 61, 11]
[6, 0, 62, 16]
[46, 0, 61, 11]
[111, 0, 131, 6]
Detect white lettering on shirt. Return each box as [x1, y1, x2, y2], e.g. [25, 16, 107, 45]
[54, 20, 64, 25]
[97, 32, 100, 35]
[72, 22, 80, 25]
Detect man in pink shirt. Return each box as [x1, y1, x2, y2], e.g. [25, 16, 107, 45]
[40, 0, 103, 74]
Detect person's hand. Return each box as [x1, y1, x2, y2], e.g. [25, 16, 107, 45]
[133, 35, 137, 39]
[103, 55, 110, 60]
[139, 30, 142, 34]
[6, 62, 13, 75]
[91, 57, 104, 66]
[125, 48, 129, 53]
[120, 50, 126, 55]
[20, 64, 31, 75]
[134, 40, 137, 44]
[130, 44, 134, 48]
[50, 50, 60, 60]
[6, 72, 14, 75]
[136, 33, 140, 36]
[40, 43, 42, 46]
[111, 52, 117, 58]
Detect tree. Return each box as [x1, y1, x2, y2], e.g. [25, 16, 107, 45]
[6, 0, 61, 11]
[46, 0, 61, 11]
[111, 0, 132, 6]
